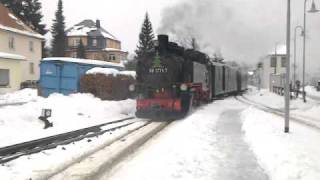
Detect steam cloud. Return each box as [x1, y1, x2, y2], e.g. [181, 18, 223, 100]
[158, 0, 320, 76]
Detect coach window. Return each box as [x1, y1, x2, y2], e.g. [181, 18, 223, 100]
[281, 57, 286, 67]
[0, 69, 10, 87]
[270, 56, 277, 67]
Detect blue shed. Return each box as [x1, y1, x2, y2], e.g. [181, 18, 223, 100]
[39, 57, 124, 97]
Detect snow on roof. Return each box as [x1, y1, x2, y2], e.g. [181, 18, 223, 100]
[269, 44, 286, 55]
[0, 52, 26, 60]
[86, 67, 136, 78]
[66, 19, 118, 40]
[42, 57, 124, 68]
[105, 48, 122, 52]
[0, 4, 43, 39]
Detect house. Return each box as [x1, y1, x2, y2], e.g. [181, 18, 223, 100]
[65, 19, 128, 63]
[0, 3, 43, 94]
[259, 45, 287, 90]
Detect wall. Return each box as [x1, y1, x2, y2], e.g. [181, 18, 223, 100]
[0, 58, 22, 94]
[0, 30, 42, 82]
[261, 55, 287, 90]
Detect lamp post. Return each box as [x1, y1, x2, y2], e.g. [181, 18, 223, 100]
[293, 26, 304, 85]
[284, 0, 291, 133]
[302, 0, 319, 103]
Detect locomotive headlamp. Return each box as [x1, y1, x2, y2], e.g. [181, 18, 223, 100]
[180, 84, 188, 91]
[129, 84, 135, 92]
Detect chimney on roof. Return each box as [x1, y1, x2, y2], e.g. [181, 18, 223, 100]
[96, 19, 100, 28]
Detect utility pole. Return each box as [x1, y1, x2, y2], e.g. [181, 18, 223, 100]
[284, 0, 291, 133]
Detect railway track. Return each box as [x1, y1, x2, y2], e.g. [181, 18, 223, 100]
[0, 117, 138, 164]
[235, 95, 320, 131]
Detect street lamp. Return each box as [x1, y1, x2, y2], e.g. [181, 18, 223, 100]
[293, 25, 304, 85]
[302, 0, 319, 103]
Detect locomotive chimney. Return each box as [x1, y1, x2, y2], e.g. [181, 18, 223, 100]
[158, 34, 168, 54]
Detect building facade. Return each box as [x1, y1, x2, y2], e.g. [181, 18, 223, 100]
[0, 4, 43, 93]
[259, 45, 287, 90]
[65, 20, 128, 63]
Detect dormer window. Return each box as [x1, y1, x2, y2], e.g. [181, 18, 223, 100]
[92, 39, 97, 47]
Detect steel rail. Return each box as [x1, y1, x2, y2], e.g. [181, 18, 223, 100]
[0, 117, 136, 164]
[235, 96, 320, 131]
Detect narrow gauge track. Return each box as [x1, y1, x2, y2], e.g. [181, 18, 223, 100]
[235, 95, 320, 131]
[0, 117, 138, 164]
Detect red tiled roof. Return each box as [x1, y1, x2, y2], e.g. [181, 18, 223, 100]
[0, 3, 38, 34]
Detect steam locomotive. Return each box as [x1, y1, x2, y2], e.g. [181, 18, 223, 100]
[134, 35, 248, 119]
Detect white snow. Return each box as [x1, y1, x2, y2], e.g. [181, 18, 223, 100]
[42, 57, 124, 68]
[244, 87, 320, 127]
[0, 88, 36, 105]
[67, 26, 97, 36]
[105, 48, 122, 52]
[86, 67, 120, 76]
[0, 52, 26, 60]
[8, 13, 18, 21]
[106, 99, 267, 180]
[305, 86, 320, 98]
[86, 67, 136, 78]
[0, 90, 136, 147]
[66, 24, 117, 40]
[0, 24, 44, 39]
[241, 107, 320, 180]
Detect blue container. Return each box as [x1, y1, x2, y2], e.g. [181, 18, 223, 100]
[39, 57, 124, 97]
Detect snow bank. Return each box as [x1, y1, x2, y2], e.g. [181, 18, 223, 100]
[86, 67, 136, 78]
[305, 86, 320, 98]
[0, 88, 37, 104]
[245, 86, 320, 126]
[0, 91, 136, 147]
[241, 107, 320, 180]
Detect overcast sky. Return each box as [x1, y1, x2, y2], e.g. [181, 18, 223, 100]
[39, 0, 182, 55]
[39, 0, 320, 76]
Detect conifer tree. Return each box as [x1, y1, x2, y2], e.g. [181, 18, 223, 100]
[51, 0, 66, 57]
[135, 13, 155, 59]
[135, 12, 155, 83]
[76, 40, 86, 59]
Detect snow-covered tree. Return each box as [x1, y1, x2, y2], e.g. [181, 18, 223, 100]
[51, 0, 66, 57]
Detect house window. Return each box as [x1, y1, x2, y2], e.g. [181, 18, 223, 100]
[281, 57, 286, 67]
[8, 37, 15, 50]
[270, 56, 277, 67]
[29, 41, 34, 52]
[0, 69, 10, 87]
[109, 54, 116, 61]
[29, 62, 34, 74]
[71, 52, 77, 58]
[92, 39, 97, 47]
[74, 39, 80, 46]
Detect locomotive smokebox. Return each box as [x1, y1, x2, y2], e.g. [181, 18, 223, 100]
[158, 34, 169, 54]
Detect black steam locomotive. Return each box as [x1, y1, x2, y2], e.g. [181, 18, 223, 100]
[135, 35, 247, 119]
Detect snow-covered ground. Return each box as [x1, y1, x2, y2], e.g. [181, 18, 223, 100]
[0, 88, 37, 105]
[305, 86, 320, 99]
[242, 107, 320, 180]
[0, 89, 136, 147]
[106, 98, 268, 180]
[244, 87, 320, 126]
